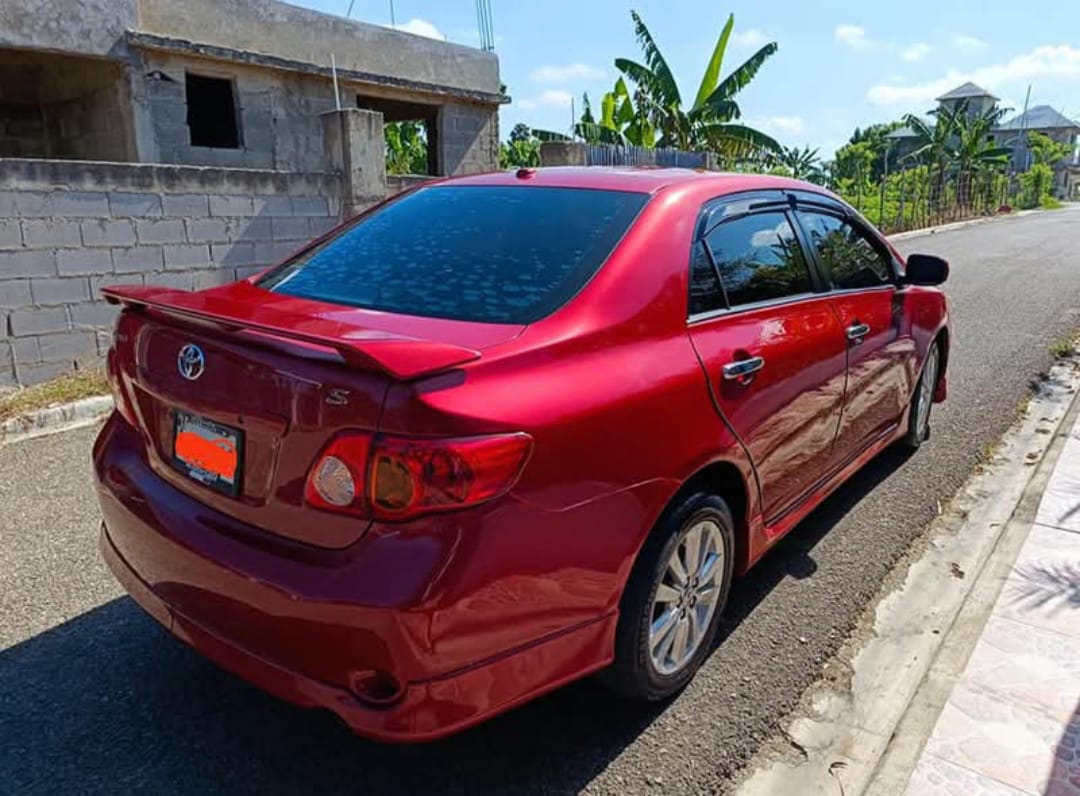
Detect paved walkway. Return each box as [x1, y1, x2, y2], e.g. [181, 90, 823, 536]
[905, 415, 1080, 795]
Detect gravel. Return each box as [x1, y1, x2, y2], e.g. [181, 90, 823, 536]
[2, 209, 1079, 794]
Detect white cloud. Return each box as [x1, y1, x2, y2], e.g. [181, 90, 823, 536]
[748, 115, 805, 134]
[867, 44, 1080, 106]
[901, 43, 931, 63]
[529, 63, 604, 83]
[835, 24, 871, 50]
[517, 89, 574, 111]
[730, 29, 767, 49]
[392, 18, 446, 40]
[836, 25, 933, 63]
[952, 34, 989, 51]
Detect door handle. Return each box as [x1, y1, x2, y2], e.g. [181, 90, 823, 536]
[846, 322, 871, 343]
[722, 356, 765, 381]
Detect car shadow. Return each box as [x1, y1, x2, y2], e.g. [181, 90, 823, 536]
[0, 448, 914, 795]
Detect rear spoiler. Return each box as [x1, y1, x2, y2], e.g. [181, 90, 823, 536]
[102, 285, 482, 380]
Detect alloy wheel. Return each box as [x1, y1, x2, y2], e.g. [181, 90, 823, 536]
[916, 345, 939, 439]
[648, 519, 725, 675]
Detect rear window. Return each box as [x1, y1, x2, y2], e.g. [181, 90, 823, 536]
[258, 185, 649, 324]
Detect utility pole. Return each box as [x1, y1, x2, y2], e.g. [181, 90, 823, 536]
[1017, 84, 1032, 172]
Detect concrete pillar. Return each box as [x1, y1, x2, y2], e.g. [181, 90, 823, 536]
[540, 141, 587, 167]
[321, 108, 386, 217]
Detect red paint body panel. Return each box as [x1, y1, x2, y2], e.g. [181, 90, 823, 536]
[93, 169, 949, 741]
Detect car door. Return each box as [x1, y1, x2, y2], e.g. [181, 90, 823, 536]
[794, 206, 916, 461]
[686, 200, 849, 523]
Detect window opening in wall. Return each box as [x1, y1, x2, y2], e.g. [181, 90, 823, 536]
[357, 94, 438, 176]
[185, 73, 241, 149]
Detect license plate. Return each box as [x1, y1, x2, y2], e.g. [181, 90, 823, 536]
[172, 411, 243, 495]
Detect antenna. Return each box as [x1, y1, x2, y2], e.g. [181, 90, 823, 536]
[389, 0, 396, 26]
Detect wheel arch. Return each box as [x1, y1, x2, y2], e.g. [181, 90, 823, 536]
[654, 459, 753, 576]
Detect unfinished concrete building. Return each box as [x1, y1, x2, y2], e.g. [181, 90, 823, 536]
[0, 0, 504, 386]
[0, 0, 503, 174]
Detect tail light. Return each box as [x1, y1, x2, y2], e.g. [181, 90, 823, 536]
[106, 345, 138, 426]
[305, 432, 532, 522]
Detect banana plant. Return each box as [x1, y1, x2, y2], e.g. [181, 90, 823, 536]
[614, 10, 781, 158]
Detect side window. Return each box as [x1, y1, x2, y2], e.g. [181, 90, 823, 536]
[798, 212, 893, 290]
[703, 212, 811, 307]
[689, 241, 725, 315]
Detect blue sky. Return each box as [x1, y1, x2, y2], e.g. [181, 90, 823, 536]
[295, 1, 1080, 158]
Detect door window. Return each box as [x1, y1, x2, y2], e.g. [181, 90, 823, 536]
[689, 241, 726, 315]
[798, 212, 894, 290]
[703, 212, 812, 308]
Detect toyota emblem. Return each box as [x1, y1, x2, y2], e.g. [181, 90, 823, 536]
[177, 344, 206, 381]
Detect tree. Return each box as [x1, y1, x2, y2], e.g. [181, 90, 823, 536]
[384, 121, 428, 175]
[1017, 131, 1070, 207]
[508, 122, 533, 144]
[777, 145, 825, 184]
[1025, 130, 1072, 167]
[845, 122, 904, 181]
[569, 79, 657, 147]
[948, 104, 1011, 208]
[613, 10, 781, 159]
[902, 103, 966, 210]
[500, 124, 541, 168]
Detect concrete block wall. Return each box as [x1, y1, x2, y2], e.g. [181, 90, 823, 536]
[136, 50, 339, 173]
[0, 159, 341, 386]
[439, 102, 500, 176]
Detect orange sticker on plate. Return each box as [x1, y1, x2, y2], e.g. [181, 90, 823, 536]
[175, 428, 238, 481]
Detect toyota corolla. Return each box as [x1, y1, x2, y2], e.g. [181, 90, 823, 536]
[94, 167, 949, 742]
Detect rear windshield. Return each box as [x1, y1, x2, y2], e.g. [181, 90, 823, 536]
[258, 185, 649, 324]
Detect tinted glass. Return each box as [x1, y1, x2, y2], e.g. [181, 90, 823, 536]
[704, 212, 811, 307]
[259, 186, 649, 324]
[689, 242, 725, 315]
[799, 212, 893, 290]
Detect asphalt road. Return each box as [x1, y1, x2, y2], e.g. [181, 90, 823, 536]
[3, 209, 1079, 795]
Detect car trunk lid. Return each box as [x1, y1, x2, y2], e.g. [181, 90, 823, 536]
[104, 282, 523, 548]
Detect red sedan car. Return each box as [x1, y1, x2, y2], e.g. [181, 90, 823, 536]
[95, 168, 949, 742]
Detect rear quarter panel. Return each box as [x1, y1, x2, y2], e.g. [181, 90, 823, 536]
[370, 187, 757, 670]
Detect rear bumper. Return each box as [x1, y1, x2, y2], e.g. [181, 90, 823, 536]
[94, 414, 617, 742]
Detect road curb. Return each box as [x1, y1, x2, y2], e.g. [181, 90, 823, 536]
[0, 395, 113, 446]
[734, 355, 1080, 796]
[886, 208, 1047, 242]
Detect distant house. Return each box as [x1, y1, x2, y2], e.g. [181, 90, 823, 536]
[994, 106, 1080, 199]
[884, 82, 1080, 199]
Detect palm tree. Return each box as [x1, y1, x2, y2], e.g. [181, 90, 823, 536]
[949, 104, 1011, 209]
[778, 146, 825, 183]
[614, 11, 781, 159]
[902, 103, 965, 213]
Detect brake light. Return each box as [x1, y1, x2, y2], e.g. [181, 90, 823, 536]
[305, 432, 532, 521]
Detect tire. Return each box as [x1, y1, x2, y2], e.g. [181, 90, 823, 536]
[601, 492, 735, 701]
[900, 340, 940, 451]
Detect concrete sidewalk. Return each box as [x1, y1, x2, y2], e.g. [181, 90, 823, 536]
[903, 414, 1080, 795]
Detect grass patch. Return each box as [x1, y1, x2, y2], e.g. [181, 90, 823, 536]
[0, 369, 110, 424]
[1050, 332, 1080, 359]
[1040, 196, 1064, 210]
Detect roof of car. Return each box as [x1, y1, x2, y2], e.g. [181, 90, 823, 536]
[440, 167, 830, 196]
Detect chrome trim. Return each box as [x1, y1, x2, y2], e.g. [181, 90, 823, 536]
[687, 291, 824, 325]
[723, 356, 765, 380]
[846, 322, 871, 341]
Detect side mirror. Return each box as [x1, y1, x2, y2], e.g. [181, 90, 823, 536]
[904, 253, 949, 286]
